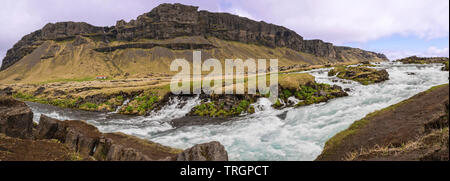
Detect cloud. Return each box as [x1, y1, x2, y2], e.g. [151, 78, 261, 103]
[0, 50, 4, 67]
[383, 46, 449, 60]
[221, 0, 449, 44]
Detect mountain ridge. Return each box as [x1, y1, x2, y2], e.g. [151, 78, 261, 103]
[0, 3, 388, 72]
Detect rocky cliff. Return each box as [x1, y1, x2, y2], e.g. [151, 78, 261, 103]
[0, 3, 387, 71]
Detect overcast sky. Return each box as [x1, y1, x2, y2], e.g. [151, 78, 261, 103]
[0, 0, 448, 64]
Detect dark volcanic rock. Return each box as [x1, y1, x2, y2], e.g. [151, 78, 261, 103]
[1, 3, 388, 71]
[0, 97, 33, 139]
[36, 115, 186, 161]
[176, 141, 229, 161]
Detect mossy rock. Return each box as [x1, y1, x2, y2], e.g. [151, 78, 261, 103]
[328, 66, 389, 85]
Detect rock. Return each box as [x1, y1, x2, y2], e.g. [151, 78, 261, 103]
[176, 141, 229, 161]
[72, 36, 89, 46]
[36, 115, 101, 157]
[0, 97, 33, 139]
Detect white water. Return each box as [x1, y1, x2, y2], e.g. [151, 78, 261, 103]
[26, 63, 449, 161]
[113, 99, 130, 114]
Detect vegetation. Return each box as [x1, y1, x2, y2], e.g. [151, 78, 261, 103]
[119, 92, 160, 115]
[13, 92, 79, 108]
[442, 61, 449, 71]
[344, 127, 449, 161]
[191, 99, 255, 117]
[328, 66, 389, 85]
[275, 78, 348, 108]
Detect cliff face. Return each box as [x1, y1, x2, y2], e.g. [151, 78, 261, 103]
[0, 3, 388, 71]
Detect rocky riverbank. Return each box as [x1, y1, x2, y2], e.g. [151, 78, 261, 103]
[0, 96, 228, 161]
[316, 84, 449, 161]
[395, 56, 449, 72]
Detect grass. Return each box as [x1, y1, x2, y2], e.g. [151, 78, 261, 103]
[344, 127, 449, 161]
[328, 66, 387, 85]
[192, 99, 255, 117]
[119, 92, 160, 115]
[37, 77, 96, 85]
[278, 73, 315, 90]
[13, 92, 79, 108]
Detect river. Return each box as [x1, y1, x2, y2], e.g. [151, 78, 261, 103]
[26, 62, 449, 161]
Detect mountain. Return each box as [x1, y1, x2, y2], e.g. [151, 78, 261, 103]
[0, 3, 388, 84]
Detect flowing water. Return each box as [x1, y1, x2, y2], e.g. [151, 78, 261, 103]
[26, 63, 449, 161]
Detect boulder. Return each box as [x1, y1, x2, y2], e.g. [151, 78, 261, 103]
[0, 97, 33, 139]
[36, 115, 101, 157]
[176, 141, 229, 161]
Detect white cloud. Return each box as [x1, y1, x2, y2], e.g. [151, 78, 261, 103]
[383, 46, 449, 60]
[224, 0, 449, 44]
[426, 47, 450, 57]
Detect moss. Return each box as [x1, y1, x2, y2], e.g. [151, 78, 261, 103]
[278, 73, 316, 90]
[116, 96, 124, 102]
[13, 92, 79, 108]
[191, 99, 254, 117]
[328, 66, 388, 85]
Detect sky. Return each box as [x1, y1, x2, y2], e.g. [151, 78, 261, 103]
[0, 0, 448, 65]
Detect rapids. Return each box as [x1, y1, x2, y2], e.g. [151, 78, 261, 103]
[26, 62, 449, 160]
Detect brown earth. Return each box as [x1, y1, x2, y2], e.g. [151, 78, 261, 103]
[316, 84, 449, 161]
[0, 133, 86, 161]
